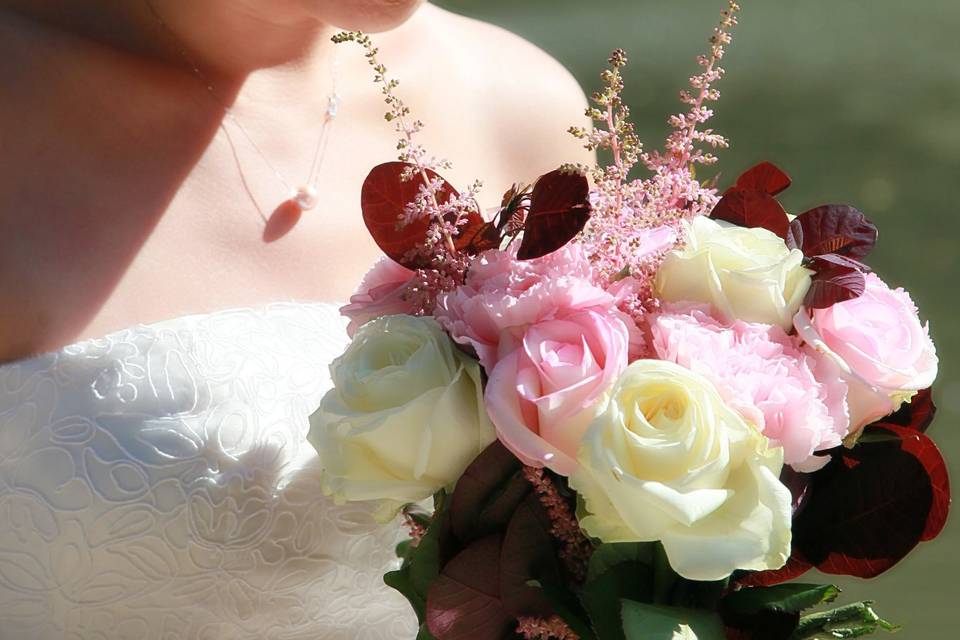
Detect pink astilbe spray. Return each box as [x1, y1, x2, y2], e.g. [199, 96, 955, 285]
[517, 616, 580, 640]
[522, 467, 593, 583]
[333, 32, 482, 314]
[570, 2, 740, 320]
[401, 507, 428, 546]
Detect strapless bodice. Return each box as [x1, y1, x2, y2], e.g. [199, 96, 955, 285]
[0, 302, 416, 639]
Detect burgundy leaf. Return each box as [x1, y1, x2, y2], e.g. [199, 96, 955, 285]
[710, 162, 793, 239]
[732, 161, 792, 197]
[808, 252, 871, 272]
[779, 466, 814, 517]
[804, 254, 866, 309]
[895, 425, 951, 542]
[448, 442, 530, 545]
[456, 220, 502, 255]
[361, 162, 484, 268]
[790, 424, 950, 578]
[710, 189, 790, 239]
[732, 556, 813, 589]
[786, 205, 878, 259]
[426, 535, 514, 640]
[517, 170, 591, 260]
[499, 495, 560, 619]
[876, 387, 937, 433]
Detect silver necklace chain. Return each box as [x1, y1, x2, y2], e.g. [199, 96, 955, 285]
[144, 0, 341, 213]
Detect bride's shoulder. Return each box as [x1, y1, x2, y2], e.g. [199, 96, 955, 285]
[415, 6, 580, 82]
[399, 5, 594, 174]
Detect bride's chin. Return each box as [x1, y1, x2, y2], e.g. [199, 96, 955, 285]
[303, 0, 426, 33]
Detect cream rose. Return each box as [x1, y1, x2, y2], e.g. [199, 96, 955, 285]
[655, 216, 812, 330]
[569, 360, 792, 581]
[308, 315, 495, 519]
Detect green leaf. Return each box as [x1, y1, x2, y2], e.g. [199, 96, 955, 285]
[651, 543, 680, 606]
[793, 601, 900, 639]
[395, 538, 414, 561]
[621, 599, 726, 640]
[385, 502, 446, 624]
[384, 568, 425, 620]
[723, 583, 840, 617]
[669, 577, 730, 611]
[529, 578, 598, 640]
[409, 516, 442, 597]
[581, 570, 626, 640]
[580, 549, 655, 640]
[588, 542, 655, 582]
[415, 623, 438, 640]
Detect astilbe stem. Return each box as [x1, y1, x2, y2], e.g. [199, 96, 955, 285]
[333, 31, 481, 313]
[516, 616, 580, 640]
[571, 2, 741, 323]
[522, 467, 593, 583]
[645, 1, 738, 173]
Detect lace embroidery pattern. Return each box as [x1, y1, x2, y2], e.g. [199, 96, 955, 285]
[0, 303, 417, 639]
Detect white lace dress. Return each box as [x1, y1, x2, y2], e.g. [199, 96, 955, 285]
[0, 302, 417, 639]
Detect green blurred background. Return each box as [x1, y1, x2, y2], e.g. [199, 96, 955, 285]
[434, 0, 959, 635]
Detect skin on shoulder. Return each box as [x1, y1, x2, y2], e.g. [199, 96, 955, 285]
[0, 1, 593, 363]
[403, 5, 594, 185]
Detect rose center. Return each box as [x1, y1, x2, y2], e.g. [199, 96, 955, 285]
[639, 394, 685, 428]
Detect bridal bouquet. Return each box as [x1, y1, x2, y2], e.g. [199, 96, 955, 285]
[308, 3, 949, 638]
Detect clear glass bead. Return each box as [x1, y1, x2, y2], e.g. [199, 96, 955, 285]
[326, 92, 341, 119]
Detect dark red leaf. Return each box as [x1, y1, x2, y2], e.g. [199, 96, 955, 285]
[361, 162, 484, 268]
[516, 170, 591, 260]
[499, 495, 560, 619]
[426, 535, 514, 640]
[732, 556, 813, 589]
[810, 252, 871, 272]
[893, 425, 951, 542]
[804, 254, 866, 309]
[710, 190, 790, 239]
[779, 466, 814, 517]
[875, 387, 937, 433]
[790, 424, 950, 578]
[710, 162, 793, 239]
[786, 205, 878, 259]
[732, 161, 792, 197]
[448, 441, 530, 545]
[456, 220, 502, 255]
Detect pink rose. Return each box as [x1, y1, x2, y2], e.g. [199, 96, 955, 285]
[651, 305, 849, 471]
[435, 243, 619, 370]
[340, 258, 416, 337]
[794, 272, 938, 432]
[484, 308, 633, 475]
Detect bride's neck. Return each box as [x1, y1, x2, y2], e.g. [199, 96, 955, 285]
[0, 0, 333, 80]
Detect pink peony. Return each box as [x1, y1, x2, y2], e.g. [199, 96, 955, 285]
[434, 243, 630, 370]
[651, 305, 849, 471]
[340, 258, 416, 337]
[484, 308, 633, 476]
[794, 272, 938, 432]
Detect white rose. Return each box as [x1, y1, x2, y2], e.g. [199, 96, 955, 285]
[569, 360, 792, 581]
[308, 315, 495, 519]
[655, 216, 813, 330]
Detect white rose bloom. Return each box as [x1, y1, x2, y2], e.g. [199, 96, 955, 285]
[308, 315, 495, 519]
[655, 216, 813, 330]
[570, 360, 792, 581]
